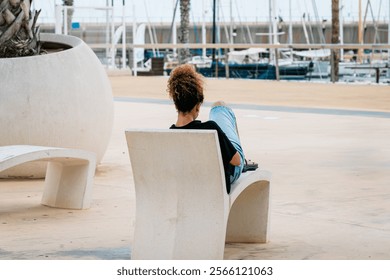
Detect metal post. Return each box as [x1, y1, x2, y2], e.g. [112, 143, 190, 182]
[110, 1, 116, 69]
[225, 48, 229, 79]
[274, 48, 280, 81]
[55, 5, 62, 34]
[331, 49, 336, 83]
[64, 6, 68, 35]
[122, 0, 126, 70]
[106, 0, 110, 63]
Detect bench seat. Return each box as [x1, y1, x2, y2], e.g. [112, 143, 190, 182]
[125, 129, 271, 259]
[0, 145, 96, 209]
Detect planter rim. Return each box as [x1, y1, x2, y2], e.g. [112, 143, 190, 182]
[0, 33, 83, 61]
[40, 33, 83, 48]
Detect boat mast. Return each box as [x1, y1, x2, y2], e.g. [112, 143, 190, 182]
[273, 0, 278, 46]
[270, 0, 279, 80]
[301, 14, 310, 45]
[202, 0, 206, 57]
[230, 0, 233, 47]
[268, 0, 272, 45]
[132, 3, 137, 76]
[212, 0, 216, 63]
[144, 1, 157, 57]
[218, 0, 232, 44]
[339, 0, 344, 61]
[358, 0, 363, 63]
[372, 0, 382, 44]
[121, 0, 126, 70]
[312, 0, 326, 43]
[268, 0, 278, 61]
[168, 0, 179, 55]
[288, 0, 292, 44]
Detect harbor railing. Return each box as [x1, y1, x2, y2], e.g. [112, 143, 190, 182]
[87, 42, 390, 82]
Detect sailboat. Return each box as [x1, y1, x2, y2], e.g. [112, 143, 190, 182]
[337, 0, 389, 82]
[163, 0, 277, 79]
[195, 0, 309, 80]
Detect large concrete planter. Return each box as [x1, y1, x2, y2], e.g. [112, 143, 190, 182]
[0, 33, 114, 178]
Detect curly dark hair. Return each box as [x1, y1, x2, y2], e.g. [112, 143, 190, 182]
[167, 64, 204, 113]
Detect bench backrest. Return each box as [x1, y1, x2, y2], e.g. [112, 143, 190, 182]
[125, 129, 229, 259]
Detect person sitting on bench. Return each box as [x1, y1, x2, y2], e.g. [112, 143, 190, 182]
[167, 64, 257, 194]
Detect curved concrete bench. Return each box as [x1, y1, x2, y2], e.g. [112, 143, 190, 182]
[0, 145, 96, 209]
[125, 129, 271, 259]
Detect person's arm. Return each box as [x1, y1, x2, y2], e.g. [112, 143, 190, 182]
[230, 151, 241, 166]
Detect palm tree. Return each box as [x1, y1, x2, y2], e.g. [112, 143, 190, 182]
[178, 0, 191, 64]
[331, 0, 339, 82]
[0, 0, 41, 58]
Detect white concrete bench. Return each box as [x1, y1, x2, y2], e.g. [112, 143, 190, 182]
[125, 129, 271, 259]
[0, 145, 96, 209]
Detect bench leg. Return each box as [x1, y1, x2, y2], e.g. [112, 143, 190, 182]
[226, 180, 270, 243]
[41, 161, 94, 209]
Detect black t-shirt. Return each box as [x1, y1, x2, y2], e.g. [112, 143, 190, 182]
[170, 120, 237, 193]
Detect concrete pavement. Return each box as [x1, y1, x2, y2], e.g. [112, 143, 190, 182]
[1, 75, 389, 259]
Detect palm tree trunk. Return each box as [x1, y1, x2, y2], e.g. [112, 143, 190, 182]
[179, 0, 191, 64]
[331, 0, 339, 82]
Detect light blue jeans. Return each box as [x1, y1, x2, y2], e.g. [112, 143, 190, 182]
[209, 105, 245, 184]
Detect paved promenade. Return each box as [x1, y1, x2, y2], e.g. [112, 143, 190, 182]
[1, 75, 390, 259]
